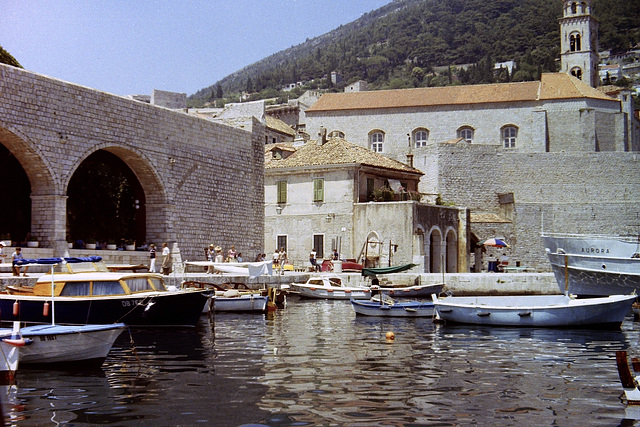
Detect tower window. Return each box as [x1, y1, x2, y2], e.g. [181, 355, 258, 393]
[570, 68, 583, 80]
[570, 33, 581, 52]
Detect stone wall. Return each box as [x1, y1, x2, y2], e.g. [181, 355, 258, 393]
[0, 64, 264, 262]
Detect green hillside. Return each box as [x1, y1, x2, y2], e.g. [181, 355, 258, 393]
[189, 0, 640, 107]
[0, 45, 22, 68]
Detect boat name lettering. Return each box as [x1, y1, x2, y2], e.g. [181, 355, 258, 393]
[38, 335, 57, 341]
[581, 247, 611, 255]
[122, 299, 143, 307]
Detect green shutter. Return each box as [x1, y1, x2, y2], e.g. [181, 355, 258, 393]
[313, 178, 324, 202]
[277, 181, 287, 204]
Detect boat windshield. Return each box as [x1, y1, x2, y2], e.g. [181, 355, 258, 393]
[93, 281, 126, 295]
[150, 277, 166, 291]
[328, 278, 342, 287]
[125, 277, 155, 293]
[59, 281, 91, 296]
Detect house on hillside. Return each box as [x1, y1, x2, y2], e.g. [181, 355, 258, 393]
[264, 135, 470, 273]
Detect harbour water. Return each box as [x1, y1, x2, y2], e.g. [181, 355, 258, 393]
[2, 296, 640, 426]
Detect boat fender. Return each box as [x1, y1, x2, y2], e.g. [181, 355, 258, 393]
[12, 301, 18, 317]
[43, 301, 50, 317]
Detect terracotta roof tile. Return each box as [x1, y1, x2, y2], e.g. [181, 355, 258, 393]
[265, 115, 296, 136]
[307, 73, 616, 113]
[265, 138, 422, 175]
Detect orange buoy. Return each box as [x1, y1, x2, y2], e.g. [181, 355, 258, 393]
[43, 301, 50, 317]
[386, 331, 395, 341]
[12, 301, 19, 317]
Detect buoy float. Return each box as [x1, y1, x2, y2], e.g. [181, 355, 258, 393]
[386, 331, 395, 340]
[12, 301, 19, 317]
[43, 301, 50, 317]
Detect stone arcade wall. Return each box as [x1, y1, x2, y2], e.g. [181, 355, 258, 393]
[0, 63, 264, 262]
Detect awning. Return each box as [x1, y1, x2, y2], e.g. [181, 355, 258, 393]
[361, 263, 417, 276]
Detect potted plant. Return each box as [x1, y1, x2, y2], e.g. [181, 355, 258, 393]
[85, 238, 96, 250]
[67, 238, 74, 249]
[125, 240, 136, 251]
[106, 240, 117, 250]
[26, 235, 39, 248]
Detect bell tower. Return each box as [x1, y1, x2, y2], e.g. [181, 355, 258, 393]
[559, 0, 599, 87]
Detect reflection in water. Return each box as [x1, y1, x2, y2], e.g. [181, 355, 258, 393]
[2, 297, 640, 425]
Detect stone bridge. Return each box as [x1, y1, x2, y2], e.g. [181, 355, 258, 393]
[0, 63, 264, 262]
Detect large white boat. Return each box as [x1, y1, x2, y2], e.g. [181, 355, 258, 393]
[289, 276, 372, 300]
[542, 233, 640, 296]
[432, 294, 636, 328]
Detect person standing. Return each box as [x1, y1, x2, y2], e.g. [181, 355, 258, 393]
[278, 247, 287, 275]
[207, 244, 215, 274]
[161, 242, 172, 275]
[148, 243, 157, 273]
[0, 241, 6, 264]
[227, 245, 237, 262]
[310, 249, 320, 272]
[12, 246, 28, 276]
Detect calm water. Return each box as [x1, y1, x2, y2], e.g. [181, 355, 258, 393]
[3, 296, 640, 426]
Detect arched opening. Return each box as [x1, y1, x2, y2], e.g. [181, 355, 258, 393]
[445, 229, 457, 273]
[429, 228, 442, 273]
[0, 144, 31, 244]
[67, 150, 146, 246]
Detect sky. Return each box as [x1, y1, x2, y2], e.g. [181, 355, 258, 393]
[1, 0, 392, 97]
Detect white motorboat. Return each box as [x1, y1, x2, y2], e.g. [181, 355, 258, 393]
[432, 293, 636, 328]
[212, 290, 269, 313]
[289, 276, 372, 300]
[0, 323, 126, 366]
[542, 233, 640, 296]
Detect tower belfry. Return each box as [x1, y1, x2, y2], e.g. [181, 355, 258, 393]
[559, 0, 599, 87]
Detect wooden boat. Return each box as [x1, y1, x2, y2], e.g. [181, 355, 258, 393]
[377, 283, 443, 298]
[182, 281, 279, 313]
[2, 270, 209, 327]
[432, 293, 636, 328]
[0, 323, 125, 366]
[289, 276, 372, 300]
[351, 299, 435, 317]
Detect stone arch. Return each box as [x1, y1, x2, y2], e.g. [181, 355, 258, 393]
[413, 225, 426, 272]
[66, 144, 167, 248]
[428, 226, 443, 273]
[364, 230, 381, 267]
[445, 227, 458, 273]
[0, 124, 58, 245]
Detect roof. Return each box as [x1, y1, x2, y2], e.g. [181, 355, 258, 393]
[307, 73, 616, 113]
[265, 115, 296, 136]
[265, 137, 423, 175]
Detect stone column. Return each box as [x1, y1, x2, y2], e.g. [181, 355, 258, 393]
[30, 194, 68, 255]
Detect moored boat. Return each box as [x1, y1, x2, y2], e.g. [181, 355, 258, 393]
[1, 323, 126, 366]
[542, 233, 640, 296]
[289, 276, 372, 300]
[351, 299, 435, 317]
[2, 270, 209, 327]
[432, 293, 636, 328]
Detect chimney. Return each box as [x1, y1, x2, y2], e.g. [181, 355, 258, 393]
[406, 153, 414, 168]
[319, 127, 327, 145]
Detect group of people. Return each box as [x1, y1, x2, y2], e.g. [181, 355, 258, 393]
[148, 242, 172, 275]
[309, 248, 340, 272]
[0, 242, 29, 276]
[272, 247, 288, 275]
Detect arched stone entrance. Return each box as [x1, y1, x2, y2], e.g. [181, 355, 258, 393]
[445, 228, 458, 273]
[429, 228, 443, 273]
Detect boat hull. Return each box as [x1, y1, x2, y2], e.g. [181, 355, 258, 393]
[351, 300, 435, 317]
[543, 235, 640, 296]
[0, 341, 19, 381]
[289, 284, 371, 300]
[433, 294, 636, 328]
[13, 323, 125, 365]
[213, 295, 268, 312]
[380, 283, 443, 299]
[0, 290, 209, 327]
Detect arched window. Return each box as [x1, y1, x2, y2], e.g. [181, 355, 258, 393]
[369, 131, 384, 153]
[571, 2, 577, 14]
[501, 125, 518, 149]
[328, 130, 345, 138]
[413, 128, 429, 148]
[571, 67, 583, 80]
[457, 126, 474, 143]
[570, 33, 581, 52]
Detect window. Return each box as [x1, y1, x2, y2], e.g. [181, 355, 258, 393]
[313, 178, 324, 202]
[570, 33, 581, 52]
[457, 126, 474, 143]
[502, 126, 518, 148]
[125, 277, 154, 293]
[366, 178, 375, 201]
[277, 180, 287, 204]
[92, 281, 125, 296]
[277, 235, 287, 254]
[369, 131, 384, 152]
[414, 129, 429, 147]
[328, 130, 345, 138]
[571, 67, 583, 80]
[313, 234, 324, 259]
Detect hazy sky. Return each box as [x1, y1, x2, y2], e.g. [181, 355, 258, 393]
[1, 1, 392, 97]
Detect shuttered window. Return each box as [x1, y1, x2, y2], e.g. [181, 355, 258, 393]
[277, 180, 287, 204]
[313, 178, 324, 202]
